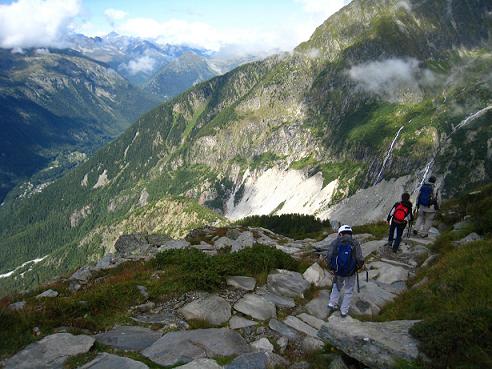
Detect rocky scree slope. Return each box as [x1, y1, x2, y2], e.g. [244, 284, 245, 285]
[0, 48, 159, 202]
[1, 224, 443, 369]
[1, 0, 492, 294]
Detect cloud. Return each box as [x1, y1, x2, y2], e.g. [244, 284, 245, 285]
[295, 0, 351, 18]
[104, 8, 127, 26]
[120, 55, 156, 75]
[347, 58, 435, 102]
[0, 0, 81, 49]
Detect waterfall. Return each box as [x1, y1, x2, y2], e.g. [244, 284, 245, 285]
[452, 105, 492, 133]
[412, 159, 434, 194]
[374, 126, 404, 185]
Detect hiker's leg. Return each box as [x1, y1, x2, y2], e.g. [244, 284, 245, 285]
[340, 275, 355, 315]
[415, 208, 425, 232]
[393, 223, 405, 252]
[422, 211, 435, 236]
[328, 279, 341, 308]
[388, 221, 396, 245]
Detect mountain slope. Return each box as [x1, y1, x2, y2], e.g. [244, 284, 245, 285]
[0, 48, 159, 202]
[0, 0, 491, 295]
[143, 51, 218, 99]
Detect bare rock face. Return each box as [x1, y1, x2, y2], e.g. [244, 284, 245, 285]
[318, 315, 420, 369]
[180, 294, 232, 325]
[4, 333, 94, 369]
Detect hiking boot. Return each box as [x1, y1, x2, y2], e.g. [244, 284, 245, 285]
[340, 312, 348, 318]
[327, 305, 337, 316]
[412, 230, 418, 236]
[384, 242, 393, 247]
[422, 234, 429, 238]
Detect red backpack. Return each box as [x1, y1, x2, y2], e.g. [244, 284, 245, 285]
[393, 202, 409, 223]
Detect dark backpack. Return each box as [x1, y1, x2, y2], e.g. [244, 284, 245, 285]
[418, 184, 434, 207]
[393, 202, 409, 223]
[329, 238, 357, 277]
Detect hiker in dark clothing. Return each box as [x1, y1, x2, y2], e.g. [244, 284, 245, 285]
[414, 176, 439, 237]
[386, 192, 414, 253]
[325, 225, 364, 318]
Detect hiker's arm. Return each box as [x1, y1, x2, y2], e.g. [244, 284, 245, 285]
[354, 241, 364, 269]
[409, 204, 414, 221]
[387, 203, 396, 222]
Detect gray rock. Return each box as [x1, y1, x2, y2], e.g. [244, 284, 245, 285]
[71, 267, 92, 283]
[360, 240, 386, 258]
[453, 219, 473, 230]
[180, 295, 231, 325]
[137, 285, 149, 299]
[8, 300, 26, 311]
[277, 336, 288, 353]
[267, 270, 310, 298]
[421, 254, 438, 268]
[229, 316, 257, 329]
[305, 290, 331, 320]
[225, 352, 267, 369]
[269, 319, 298, 340]
[78, 353, 149, 369]
[95, 326, 162, 351]
[303, 263, 332, 288]
[313, 234, 338, 250]
[284, 316, 318, 337]
[131, 311, 176, 325]
[214, 237, 234, 249]
[301, 336, 324, 353]
[455, 232, 484, 245]
[328, 355, 349, 369]
[289, 362, 310, 369]
[157, 239, 191, 252]
[354, 233, 374, 243]
[133, 302, 155, 313]
[175, 358, 223, 369]
[256, 287, 296, 308]
[231, 231, 255, 252]
[94, 254, 113, 270]
[251, 338, 274, 352]
[114, 234, 150, 257]
[234, 294, 276, 321]
[142, 328, 250, 367]
[297, 313, 325, 330]
[350, 281, 397, 316]
[318, 315, 420, 369]
[36, 289, 59, 299]
[368, 261, 409, 285]
[226, 276, 256, 291]
[5, 333, 94, 369]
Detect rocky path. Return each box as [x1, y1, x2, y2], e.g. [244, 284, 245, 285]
[4, 226, 441, 369]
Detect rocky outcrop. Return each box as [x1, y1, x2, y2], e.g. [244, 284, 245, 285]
[318, 316, 420, 369]
[4, 333, 94, 369]
[180, 294, 231, 325]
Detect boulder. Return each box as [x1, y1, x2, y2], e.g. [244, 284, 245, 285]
[137, 285, 149, 299]
[318, 315, 420, 369]
[233, 294, 276, 321]
[226, 276, 256, 291]
[225, 352, 267, 369]
[8, 301, 26, 311]
[268, 319, 298, 340]
[350, 281, 397, 316]
[359, 240, 386, 258]
[142, 328, 250, 367]
[284, 316, 318, 337]
[297, 313, 325, 330]
[78, 353, 149, 369]
[231, 231, 256, 252]
[267, 270, 310, 298]
[180, 295, 231, 326]
[70, 267, 92, 283]
[214, 237, 234, 249]
[276, 336, 288, 353]
[94, 254, 113, 270]
[328, 355, 349, 369]
[4, 333, 94, 369]
[256, 287, 296, 308]
[301, 336, 324, 353]
[158, 239, 191, 252]
[175, 359, 223, 368]
[455, 232, 483, 245]
[305, 290, 331, 320]
[251, 338, 274, 352]
[229, 316, 257, 329]
[95, 326, 162, 352]
[303, 263, 332, 288]
[36, 289, 59, 299]
[368, 261, 409, 285]
[114, 234, 151, 257]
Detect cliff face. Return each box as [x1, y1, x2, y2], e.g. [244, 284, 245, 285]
[1, 0, 491, 294]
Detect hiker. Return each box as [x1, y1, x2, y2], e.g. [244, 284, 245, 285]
[386, 192, 414, 253]
[325, 225, 364, 318]
[414, 176, 439, 237]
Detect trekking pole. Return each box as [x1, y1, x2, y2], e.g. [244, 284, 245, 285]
[356, 271, 360, 293]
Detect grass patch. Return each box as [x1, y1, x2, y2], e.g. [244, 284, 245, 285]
[289, 156, 319, 170]
[0, 245, 298, 360]
[352, 222, 388, 239]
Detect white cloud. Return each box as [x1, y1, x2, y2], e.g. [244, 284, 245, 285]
[121, 55, 156, 75]
[104, 8, 127, 26]
[0, 0, 81, 49]
[347, 58, 435, 102]
[295, 0, 351, 19]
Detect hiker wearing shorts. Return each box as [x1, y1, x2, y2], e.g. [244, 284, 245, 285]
[325, 225, 364, 318]
[386, 192, 414, 252]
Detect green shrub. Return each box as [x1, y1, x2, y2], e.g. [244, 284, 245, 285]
[352, 222, 388, 239]
[410, 308, 492, 369]
[238, 214, 332, 240]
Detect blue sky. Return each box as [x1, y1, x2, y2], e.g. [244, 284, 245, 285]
[0, 0, 351, 51]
